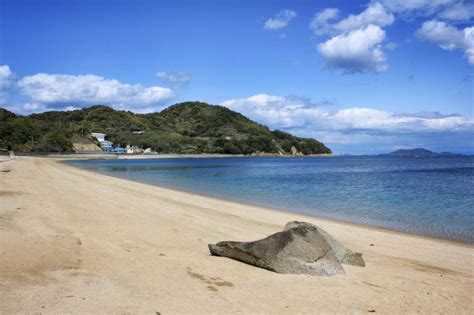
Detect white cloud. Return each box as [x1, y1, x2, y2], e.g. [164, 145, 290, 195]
[310, 4, 393, 73]
[264, 9, 296, 30]
[417, 20, 474, 65]
[222, 94, 327, 129]
[334, 3, 395, 33]
[466, 27, 474, 65]
[317, 24, 389, 73]
[221, 93, 474, 153]
[310, 1, 471, 71]
[439, 2, 474, 20]
[8, 102, 80, 114]
[417, 20, 464, 50]
[378, 0, 474, 21]
[0, 65, 14, 104]
[378, 0, 456, 15]
[311, 3, 394, 35]
[331, 107, 473, 131]
[156, 71, 189, 86]
[0, 65, 13, 88]
[310, 8, 340, 35]
[385, 41, 399, 50]
[17, 73, 173, 112]
[221, 93, 474, 133]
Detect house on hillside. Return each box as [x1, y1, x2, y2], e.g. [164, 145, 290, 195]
[92, 132, 113, 152]
[99, 140, 113, 152]
[91, 133, 106, 142]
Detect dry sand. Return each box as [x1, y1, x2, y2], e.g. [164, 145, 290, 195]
[0, 157, 473, 314]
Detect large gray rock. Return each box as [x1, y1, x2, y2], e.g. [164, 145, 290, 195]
[284, 221, 365, 267]
[209, 221, 365, 276]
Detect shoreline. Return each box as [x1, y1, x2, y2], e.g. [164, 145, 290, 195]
[63, 158, 473, 246]
[1, 157, 472, 313]
[1, 152, 335, 160]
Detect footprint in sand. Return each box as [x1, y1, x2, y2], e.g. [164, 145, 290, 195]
[186, 267, 234, 292]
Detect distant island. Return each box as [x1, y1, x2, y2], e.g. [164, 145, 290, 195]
[0, 102, 331, 155]
[381, 148, 460, 157]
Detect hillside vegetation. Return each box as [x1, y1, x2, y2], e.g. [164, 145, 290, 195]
[0, 102, 331, 155]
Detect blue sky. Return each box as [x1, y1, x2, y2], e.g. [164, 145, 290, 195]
[0, 0, 473, 154]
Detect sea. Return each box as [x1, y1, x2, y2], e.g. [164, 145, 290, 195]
[66, 156, 474, 243]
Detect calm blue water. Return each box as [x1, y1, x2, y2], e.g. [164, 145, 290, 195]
[66, 156, 474, 243]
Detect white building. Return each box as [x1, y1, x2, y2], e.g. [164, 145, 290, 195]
[92, 133, 113, 152]
[99, 140, 113, 151]
[126, 145, 143, 154]
[91, 133, 106, 142]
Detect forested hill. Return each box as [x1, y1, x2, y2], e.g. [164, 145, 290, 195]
[0, 102, 331, 155]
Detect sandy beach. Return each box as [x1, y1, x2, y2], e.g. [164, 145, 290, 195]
[0, 157, 473, 314]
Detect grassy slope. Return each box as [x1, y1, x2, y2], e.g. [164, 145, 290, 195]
[0, 103, 331, 154]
